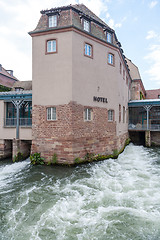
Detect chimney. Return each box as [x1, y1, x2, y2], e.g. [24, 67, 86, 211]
[0, 64, 2, 72]
[7, 70, 13, 77]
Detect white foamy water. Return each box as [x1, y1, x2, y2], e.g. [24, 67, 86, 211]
[0, 144, 160, 240]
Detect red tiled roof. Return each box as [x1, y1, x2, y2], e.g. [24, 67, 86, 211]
[146, 89, 160, 99]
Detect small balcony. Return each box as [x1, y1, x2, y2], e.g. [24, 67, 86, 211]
[4, 118, 32, 127]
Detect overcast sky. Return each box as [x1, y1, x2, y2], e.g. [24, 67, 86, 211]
[0, 0, 159, 90]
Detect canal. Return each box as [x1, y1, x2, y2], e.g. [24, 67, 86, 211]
[0, 144, 160, 240]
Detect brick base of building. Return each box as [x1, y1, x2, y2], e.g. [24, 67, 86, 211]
[31, 102, 128, 164]
[0, 139, 12, 159]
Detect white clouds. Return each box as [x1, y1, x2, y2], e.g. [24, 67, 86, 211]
[149, 1, 158, 8]
[144, 45, 160, 85]
[146, 30, 158, 39]
[108, 16, 127, 29]
[146, 30, 160, 41]
[78, 0, 109, 17]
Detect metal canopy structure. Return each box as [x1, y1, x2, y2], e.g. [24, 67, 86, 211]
[128, 99, 160, 107]
[0, 90, 32, 101]
[128, 99, 160, 131]
[0, 91, 32, 139]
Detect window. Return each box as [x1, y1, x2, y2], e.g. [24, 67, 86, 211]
[108, 53, 114, 65]
[84, 108, 92, 121]
[47, 107, 56, 121]
[49, 15, 57, 28]
[123, 69, 125, 80]
[5, 102, 32, 126]
[84, 43, 92, 58]
[108, 110, 114, 121]
[123, 106, 125, 123]
[120, 62, 122, 74]
[46, 40, 57, 53]
[126, 76, 128, 85]
[83, 19, 90, 32]
[158, 95, 160, 99]
[106, 32, 112, 43]
[119, 104, 121, 123]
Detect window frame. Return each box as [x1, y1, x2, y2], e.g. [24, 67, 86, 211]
[47, 107, 57, 121]
[106, 32, 112, 43]
[46, 39, 57, 54]
[119, 104, 121, 123]
[123, 106, 125, 123]
[126, 76, 128, 85]
[84, 108, 92, 121]
[84, 42, 93, 58]
[123, 69, 125, 80]
[48, 15, 58, 28]
[83, 19, 91, 32]
[108, 109, 114, 122]
[120, 62, 122, 74]
[108, 53, 115, 66]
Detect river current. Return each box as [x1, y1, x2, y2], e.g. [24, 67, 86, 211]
[0, 144, 160, 240]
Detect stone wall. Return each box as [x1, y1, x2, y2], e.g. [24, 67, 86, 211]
[12, 139, 32, 160]
[151, 132, 160, 146]
[31, 101, 128, 164]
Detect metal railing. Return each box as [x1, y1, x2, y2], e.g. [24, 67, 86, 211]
[128, 123, 160, 131]
[4, 118, 32, 127]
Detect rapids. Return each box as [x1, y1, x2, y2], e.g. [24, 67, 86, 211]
[0, 144, 160, 240]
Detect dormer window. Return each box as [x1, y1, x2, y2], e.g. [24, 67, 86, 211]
[15, 87, 24, 92]
[48, 15, 57, 28]
[83, 19, 90, 32]
[106, 32, 112, 43]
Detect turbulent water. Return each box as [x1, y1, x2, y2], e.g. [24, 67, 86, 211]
[0, 144, 160, 240]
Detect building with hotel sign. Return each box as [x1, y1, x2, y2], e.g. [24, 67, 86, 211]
[0, 4, 159, 164]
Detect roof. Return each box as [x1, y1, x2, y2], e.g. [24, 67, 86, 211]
[71, 4, 110, 29]
[126, 58, 141, 80]
[0, 65, 18, 81]
[40, 4, 112, 30]
[12, 81, 32, 91]
[146, 89, 160, 99]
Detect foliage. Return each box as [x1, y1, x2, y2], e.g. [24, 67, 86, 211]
[74, 157, 82, 164]
[84, 152, 95, 162]
[52, 153, 58, 164]
[125, 138, 131, 146]
[112, 149, 119, 158]
[30, 152, 45, 165]
[13, 152, 23, 163]
[0, 85, 11, 92]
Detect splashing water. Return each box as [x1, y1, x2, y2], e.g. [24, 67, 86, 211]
[0, 144, 160, 240]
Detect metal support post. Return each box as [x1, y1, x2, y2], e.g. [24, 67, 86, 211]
[143, 105, 152, 130]
[12, 99, 24, 139]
